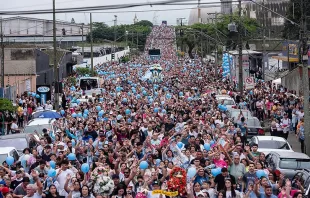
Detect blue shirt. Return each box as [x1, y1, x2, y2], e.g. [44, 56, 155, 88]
[194, 175, 209, 185]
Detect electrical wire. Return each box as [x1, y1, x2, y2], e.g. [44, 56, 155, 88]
[0, 0, 244, 15]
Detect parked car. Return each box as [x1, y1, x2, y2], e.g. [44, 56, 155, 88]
[0, 134, 38, 155]
[23, 118, 57, 134]
[245, 117, 265, 139]
[249, 136, 294, 155]
[0, 147, 20, 164]
[266, 151, 310, 179]
[227, 109, 253, 121]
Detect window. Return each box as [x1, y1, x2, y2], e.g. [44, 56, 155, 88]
[279, 159, 310, 169]
[258, 140, 290, 150]
[12, 150, 19, 162]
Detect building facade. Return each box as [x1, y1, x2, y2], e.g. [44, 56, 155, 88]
[1, 16, 89, 44]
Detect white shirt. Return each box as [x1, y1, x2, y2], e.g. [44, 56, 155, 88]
[56, 168, 74, 196]
[23, 192, 42, 198]
[11, 123, 18, 130]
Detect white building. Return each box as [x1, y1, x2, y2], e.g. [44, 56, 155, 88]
[1, 16, 90, 43]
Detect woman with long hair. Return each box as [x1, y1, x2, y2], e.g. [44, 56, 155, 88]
[80, 185, 94, 198]
[223, 178, 242, 198]
[45, 185, 61, 198]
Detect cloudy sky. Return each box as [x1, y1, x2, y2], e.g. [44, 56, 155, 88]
[1, 0, 221, 26]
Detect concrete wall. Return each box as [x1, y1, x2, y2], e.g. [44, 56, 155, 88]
[4, 75, 36, 95]
[281, 68, 301, 95]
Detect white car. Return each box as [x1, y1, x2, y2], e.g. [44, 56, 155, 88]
[249, 136, 294, 155]
[0, 147, 20, 164]
[23, 118, 57, 135]
[215, 95, 237, 109]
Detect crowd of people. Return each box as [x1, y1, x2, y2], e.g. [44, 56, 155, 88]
[0, 24, 307, 198]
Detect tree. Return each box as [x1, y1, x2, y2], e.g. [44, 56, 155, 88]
[0, 98, 16, 112]
[176, 14, 260, 58]
[75, 67, 97, 76]
[135, 20, 153, 27]
[282, 0, 310, 39]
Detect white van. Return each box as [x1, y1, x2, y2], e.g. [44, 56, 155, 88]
[78, 77, 101, 91]
[0, 147, 20, 164]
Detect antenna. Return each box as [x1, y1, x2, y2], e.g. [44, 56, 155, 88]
[153, 11, 158, 25]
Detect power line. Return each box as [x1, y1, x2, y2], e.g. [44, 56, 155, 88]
[0, 0, 245, 15]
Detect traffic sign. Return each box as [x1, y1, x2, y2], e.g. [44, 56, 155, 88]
[245, 77, 255, 89]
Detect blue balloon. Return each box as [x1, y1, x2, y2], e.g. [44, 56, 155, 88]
[71, 140, 76, 147]
[139, 161, 149, 170]
[49, 161, 56, 169]
[99, 98, 104, 102]
[142, 90, 147, 96]
[204, 143, 211, 151]
[256, 170, 266, 179]
[68, 153, 76, 161]
[76, 99, 80, 104]
[31, 93, 36, 97]
[149, 98, 154, 104]
[81, 163, 90, 173]
[136, 94, 141, 99]
[84, 109, 89, 114]
[179, 92, 184, 97]
[166, 94, 172, 99]
[188, 97, 193, 101]
[154, 107, 159, 113]
[187, 167, 197, 178]
[6, 156, 14, 166]
[155, 159, 161, 166]
[162, 109, 167, 114]
[127, 92, 131, 96]
[127, 118, 132, 123]
[210, 140, 215, 146]
[177, 142, 183, 149]
[125, 109, 131, 115]
[117, 115, 123, 120]
[35, 94, 40, 99]
[161, 101, 165, 105]
[154, 92, 158, 96]
[76, 112, 82, 118]
[48, 169, 56, 177]
[72, 113, 77, 118]
[211, 168, 222, 177]
[60, 110, 65, 115]
[96, 106, 101, 111]
[122, 98, 128, 103]
[83, 114, 88, 118]
[27, 92, 31, 95]
[98, 111, 104, 117]
[116, 87, 122, 92]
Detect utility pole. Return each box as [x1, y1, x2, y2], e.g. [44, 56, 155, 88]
[300, 0, 310, 155]
[114, 15, 117, 54]
[200, 28, 203, 65]
[1, 17, 4, 88]
[90, 13, 93, 73]
[238, 0, 243, 95]
[53, 0, 59, 110]
[136, 31, 139, 56]
[81, 24, 84, 57]
[262, 0, 266, 80]
[198, 0, 201, 23]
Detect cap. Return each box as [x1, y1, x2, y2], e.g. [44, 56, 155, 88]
[22, 177, 30, 183]
[152, 180, 160, 186]
[0, 187, 10, 194]
[112, 174, 119, 179]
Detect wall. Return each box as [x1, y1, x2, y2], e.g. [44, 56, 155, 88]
[59, 52, 73, 80]
[281, 67, 301, 95]
[35, 49, 54, 85]
[4, 75, 36, 95]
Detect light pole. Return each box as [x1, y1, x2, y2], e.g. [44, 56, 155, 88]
[53, 0, 59, 110]
[125, 30, 128, 50]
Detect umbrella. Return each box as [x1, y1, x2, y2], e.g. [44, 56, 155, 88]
[33, 111, 62, 119]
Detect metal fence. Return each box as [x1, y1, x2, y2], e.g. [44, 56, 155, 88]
[0, 86, 17, 101]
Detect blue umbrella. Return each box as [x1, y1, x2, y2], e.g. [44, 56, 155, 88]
[34, 111, 62, 119]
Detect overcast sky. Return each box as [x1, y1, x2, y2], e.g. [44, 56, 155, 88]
[0, 0, 220, 26]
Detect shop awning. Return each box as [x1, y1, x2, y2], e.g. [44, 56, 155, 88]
[272, 56, 299, 62]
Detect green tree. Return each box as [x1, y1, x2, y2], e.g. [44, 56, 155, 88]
[176, 14, 260, 58]
[0, 98, 16, 112]
[75, 67, 97, 76]
[135, 20, 153, 27]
